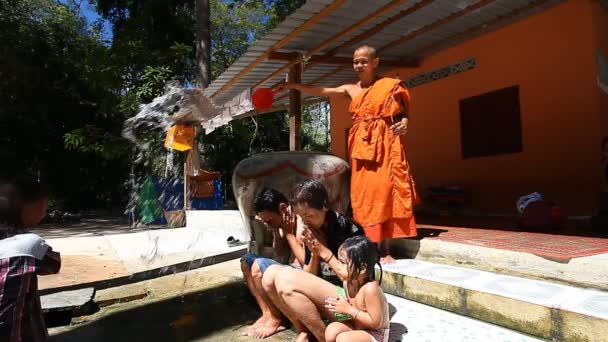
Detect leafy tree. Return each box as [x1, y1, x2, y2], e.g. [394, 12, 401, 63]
[91, 0, 309, 203]
[0, 0, 326, 210]
[0, 0, 128, 208]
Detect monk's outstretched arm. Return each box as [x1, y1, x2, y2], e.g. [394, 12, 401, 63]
[276, 81, 349, 97]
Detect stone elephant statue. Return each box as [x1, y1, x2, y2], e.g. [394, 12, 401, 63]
[232, 151, 351, 257]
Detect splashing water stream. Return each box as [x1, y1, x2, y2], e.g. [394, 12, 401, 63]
[121, 82, 228, 296]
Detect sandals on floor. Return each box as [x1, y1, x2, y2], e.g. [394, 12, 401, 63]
[227, 236, 247, 247]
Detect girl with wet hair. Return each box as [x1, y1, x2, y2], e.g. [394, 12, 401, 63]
[338, 235, 382, 284]
[324, 235, 390, 342]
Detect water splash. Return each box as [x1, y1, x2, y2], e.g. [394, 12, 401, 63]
[122, 82, 222, 148]
[122, 82, 223, 229]
[119, 83, 251, 297]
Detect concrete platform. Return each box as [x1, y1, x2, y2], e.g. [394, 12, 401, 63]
[49, 259, 545, 342]
[39, 210, 249, 294]
[392, 235, 608, 291]
[380, 259, 608, 342]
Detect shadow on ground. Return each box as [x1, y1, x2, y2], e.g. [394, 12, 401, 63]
[50, 280, 294, 342]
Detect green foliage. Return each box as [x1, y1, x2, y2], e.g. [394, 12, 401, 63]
[210, 0, 266, 79]
[302, 101, 331, 152]
[0, 0, 129, 209]
[1, 0, 327, 209]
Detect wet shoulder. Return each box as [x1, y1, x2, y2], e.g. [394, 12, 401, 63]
[362, 280, 382, 295]
[355, 281, 383, 307]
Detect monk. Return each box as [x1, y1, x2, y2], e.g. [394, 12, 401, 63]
[277, 45, 419, 264]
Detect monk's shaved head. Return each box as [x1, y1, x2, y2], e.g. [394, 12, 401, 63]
[354, 45, 378, 59]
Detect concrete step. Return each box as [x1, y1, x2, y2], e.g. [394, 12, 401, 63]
[391, 236, 608, 291]
[48, 260, 544, 342]
[386, 293, 543, 341]
[379, 259, 608, 342]
[41, 288, 95, 314]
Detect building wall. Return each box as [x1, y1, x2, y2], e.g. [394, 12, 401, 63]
[593, 1, 608, 191]
[330, 0, 601, 216]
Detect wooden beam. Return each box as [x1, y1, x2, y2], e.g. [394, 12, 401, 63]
[248, 97, 328, 116]
[378, 0, 498, 54]
[254, 62, 295, 90]
[267, 52, 420, 68]
[414, 0, 552, 57]
[324, 0, 436, 57]
[307, 0, 409, 57]
[267, 51, 300, 61]
[289, 64, 302, 151]
[273, 0, 497, 93]
[213, 0, 346, 98]
[262, 1, 433, 92]
[254, 0, 409, 89]
[274, 65, 345, 102]
[262, 0, 434, 91]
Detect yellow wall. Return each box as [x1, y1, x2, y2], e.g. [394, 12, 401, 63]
[330, 0, 602, 215]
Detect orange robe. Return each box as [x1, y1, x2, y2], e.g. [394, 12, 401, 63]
[348, 77, 419, 242]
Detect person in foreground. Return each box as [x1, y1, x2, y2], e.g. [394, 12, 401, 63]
[277, 45, 419, 264]
[240, 188, 306, 339]
[273, 234, 389, 342]
[262, 180, 366, 342]
[324, 235, 389, 342]
[0, 177, 61, 342]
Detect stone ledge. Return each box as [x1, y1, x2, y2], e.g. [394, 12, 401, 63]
[378, 259, 608, 341]
[391, 238, 608, 291]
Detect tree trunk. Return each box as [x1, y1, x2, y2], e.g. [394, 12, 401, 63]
[195, 0, 211, 89]
[188, 0, 211, 210]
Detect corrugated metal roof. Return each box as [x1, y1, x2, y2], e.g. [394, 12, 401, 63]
[205, 0, 563, 107]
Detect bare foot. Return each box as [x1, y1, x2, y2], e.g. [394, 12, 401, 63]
[380, 255, 396, 264]
[295, 332, 311, 342]
[249, 318, 287, 339]
[241, 316, 267, 336]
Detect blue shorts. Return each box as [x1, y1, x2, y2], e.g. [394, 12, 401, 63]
[240, 253, 282, 274]
[241, 253, 301, 274]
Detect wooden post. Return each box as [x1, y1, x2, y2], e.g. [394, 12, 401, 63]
[184, 128, 194, 211]
[289, 64, 302, 151]
[184, 150, 191, 210]
[188, 0, 210, 212]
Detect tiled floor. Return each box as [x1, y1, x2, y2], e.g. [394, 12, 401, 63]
[381, 259, 608, 321]
[387, 294, 543, 341]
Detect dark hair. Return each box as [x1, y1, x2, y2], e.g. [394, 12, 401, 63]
[290, 179, 328, 210]
[252, 188, 288, 214]
[0, 176, 47, 228]
[339, 235, 382, 284]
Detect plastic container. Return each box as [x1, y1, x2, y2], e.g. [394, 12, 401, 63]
[164, 124, 195, 151]
[252, 88, 276, 110]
